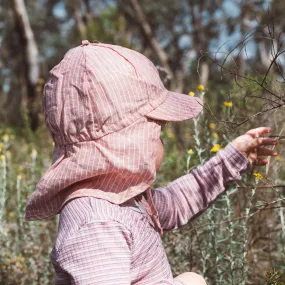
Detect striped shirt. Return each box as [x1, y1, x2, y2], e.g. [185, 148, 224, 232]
[50, 143, 249, 284]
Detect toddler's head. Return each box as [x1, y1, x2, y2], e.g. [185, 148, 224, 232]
[25, 40, 202, 221]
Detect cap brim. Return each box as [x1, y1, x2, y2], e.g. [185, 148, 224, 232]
[146, 91, 203, 121]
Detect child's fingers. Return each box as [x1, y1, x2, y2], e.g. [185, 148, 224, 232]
[247, 146, 277, 165]
[256, 146, 278, 157]
[246, 127, 272, 137]
[253, 158, 268, 166]
[250, 137, 278, 148]
[248, 150, 257, 165]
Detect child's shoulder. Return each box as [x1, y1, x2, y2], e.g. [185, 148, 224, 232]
[57, 197, 144, 238]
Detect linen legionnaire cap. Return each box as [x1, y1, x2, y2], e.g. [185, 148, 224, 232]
[25, 40, 203, 232]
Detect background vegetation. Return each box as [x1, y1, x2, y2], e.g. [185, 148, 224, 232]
[0, 0, 284, 284]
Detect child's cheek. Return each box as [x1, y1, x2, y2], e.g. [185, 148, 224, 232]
[155, 138, 164, 171]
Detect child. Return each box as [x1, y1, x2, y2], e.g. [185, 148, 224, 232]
[25, 40, 278, 285]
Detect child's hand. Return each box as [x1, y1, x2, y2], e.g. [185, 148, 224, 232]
[231, 127, 278, 165]
[175, 272, 207, 284]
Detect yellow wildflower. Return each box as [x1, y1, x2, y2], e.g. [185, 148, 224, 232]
[184, 132, 191, 139]
[1, 265, 7, 270]
[8, 211, 15, 218]
[253, 172, 263, 181]
[2, 134, 9, 142]
[0, 154, 5, 160]
[212, 132, 219, 139]
[210, 144, 221, 153]
[276, 156, 281, 161]
[37, 77, 45, 84]
[31, 149, 37, 159]
[18, 165, 24, 172]
[6, 151, 11, 159]
[17, 175, 22, 180]
[224, 101, 233, 108]
[209, 123, 216, 129]
[187, 149, 194, 155]
[19, 256, 25, 263]
[188, 91, 195, 96]
[15, 261, 21, 268]
[166, 129, 175, 139]
[197, 84, 205, 91]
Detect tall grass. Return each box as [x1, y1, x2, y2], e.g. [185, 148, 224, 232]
[0, 129, 57, 285]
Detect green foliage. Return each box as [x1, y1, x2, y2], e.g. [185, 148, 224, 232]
[85, 6, 131, 46]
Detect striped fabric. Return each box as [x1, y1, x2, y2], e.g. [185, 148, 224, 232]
[50, 143, 249, 285]
[25, 41, 202, 227]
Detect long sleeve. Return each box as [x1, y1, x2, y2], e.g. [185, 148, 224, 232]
[152, 143, 250, 230]
[53, 220, 133, 285]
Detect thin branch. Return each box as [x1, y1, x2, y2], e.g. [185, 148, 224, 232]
[190, 202, 285, 233]
[129, 0, 173, 77]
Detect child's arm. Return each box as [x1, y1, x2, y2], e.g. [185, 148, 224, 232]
[152, 142, 248, 229]
[152, 127, 278, 230]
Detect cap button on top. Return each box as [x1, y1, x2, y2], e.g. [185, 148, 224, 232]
[82, 40, 90, 46]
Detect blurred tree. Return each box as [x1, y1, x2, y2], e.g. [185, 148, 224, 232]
[1, 0, 65, 130]
[0, 0, 284, 137]
[11, 0, 40, 131]
[0, 0, 24, 126]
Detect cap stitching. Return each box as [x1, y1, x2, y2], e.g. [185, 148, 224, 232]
[91, 44, 138, 78]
